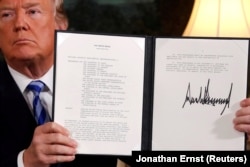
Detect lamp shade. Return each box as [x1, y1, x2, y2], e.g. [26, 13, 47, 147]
[183, 0, 250, 37]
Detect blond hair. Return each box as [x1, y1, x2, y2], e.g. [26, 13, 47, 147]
[54, 0, 68, 29]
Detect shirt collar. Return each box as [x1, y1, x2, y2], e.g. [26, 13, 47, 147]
[8, 65, 54, 93]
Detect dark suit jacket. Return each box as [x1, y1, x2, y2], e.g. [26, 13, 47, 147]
[0, 59, 131, 167]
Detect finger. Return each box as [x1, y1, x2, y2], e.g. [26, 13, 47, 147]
[37, 122, 70, 136]
[24, 149, 76, 165]
[48, 154, 76, 164]
[45, 144, 77, 156]
[32, 149, 76, 165]
[240, 98, 250, 107]
[42, 133, 77, 147]
[233, 114, 250, 125]
[235, 106, 250, 117]
[234, 123, 250, 134]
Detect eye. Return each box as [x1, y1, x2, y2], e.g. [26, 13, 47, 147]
[2, 13, 11, 17]
[27, 9, 38, 14]
[0, 11, 15, 21]
[26, 8, 41, 17]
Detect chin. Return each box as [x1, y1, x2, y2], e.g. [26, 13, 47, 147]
[8, 52, 38, 63]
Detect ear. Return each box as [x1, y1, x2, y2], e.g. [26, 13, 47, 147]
[55, 19, 68, 30]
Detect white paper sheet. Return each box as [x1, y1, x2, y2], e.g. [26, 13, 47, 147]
[53, 32, 145, 155]
[152, 38, 248, 150]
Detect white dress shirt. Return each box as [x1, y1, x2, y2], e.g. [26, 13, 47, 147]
[7, 65, 54, 167]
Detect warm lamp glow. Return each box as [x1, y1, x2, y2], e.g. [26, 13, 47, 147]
[183, 0, 250, 37]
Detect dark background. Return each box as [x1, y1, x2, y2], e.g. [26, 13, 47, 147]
[65, 0, 194, 36]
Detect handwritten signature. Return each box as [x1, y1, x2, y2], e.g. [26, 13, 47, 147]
[182, 79, 233, 115]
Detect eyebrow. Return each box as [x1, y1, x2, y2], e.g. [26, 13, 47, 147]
[0, 6, 14, 11]
[0, 2, 40, 11]
[22, 2, 40, 9]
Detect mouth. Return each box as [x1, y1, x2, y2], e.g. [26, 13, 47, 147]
[13, 39, 35, 45]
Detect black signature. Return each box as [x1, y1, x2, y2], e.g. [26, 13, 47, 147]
[182, 79, 233, 115]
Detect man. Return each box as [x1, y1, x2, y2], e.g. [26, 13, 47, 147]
[0, 0, 125, 166]
[0, 0, 248, 167]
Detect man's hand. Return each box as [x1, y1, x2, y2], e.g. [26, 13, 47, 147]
[23, 122, 77, 167]
[233, 98, 250, 139]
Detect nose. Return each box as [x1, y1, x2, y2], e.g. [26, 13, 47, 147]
[14, 11, 28, 32]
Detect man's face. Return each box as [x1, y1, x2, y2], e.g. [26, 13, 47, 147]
[0, 0, 58, 65]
